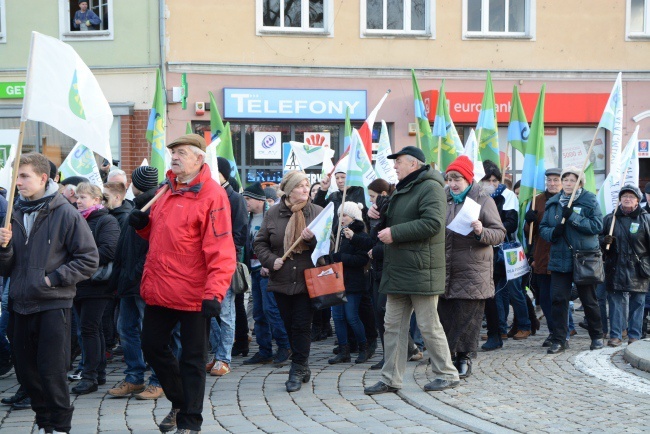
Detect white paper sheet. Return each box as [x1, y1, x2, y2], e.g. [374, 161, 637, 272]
[446, 197, 481, 236]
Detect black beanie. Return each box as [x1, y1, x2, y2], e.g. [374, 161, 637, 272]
[131, 166, 159, 192]
[243, 182, 266, 201]
[217, 157, 231, 181]
[48, 160, 57, 180]
[481, 160, 502, 182]
[60, 176, 89, 186]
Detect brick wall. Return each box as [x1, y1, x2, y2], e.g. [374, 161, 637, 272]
[120, 110, 151, 181]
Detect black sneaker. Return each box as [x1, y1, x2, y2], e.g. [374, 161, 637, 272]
[159, 408, 180, 432]
[11, 397, 31, 410]
[273, 348, 292, 365]
[243, 352, 273, 365]
[1, 389, 27, 405]
[71, 379, 98, 395]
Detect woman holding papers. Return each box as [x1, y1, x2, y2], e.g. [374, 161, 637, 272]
[440, 156, 506, 379]
[254, 171, 322, 393]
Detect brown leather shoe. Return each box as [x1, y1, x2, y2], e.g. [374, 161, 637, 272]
[570, 330, 577, 336]
[108, 381, 146, 397]
[134, 384, 165, 400]
[206, 358, 216, 372]
[512, 330, 531, 340]
[607, 338, 622, 347]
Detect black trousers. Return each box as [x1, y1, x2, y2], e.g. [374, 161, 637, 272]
[371, 278, 386, 347]
[360, 291, 378, 342]
[13, 309, 73, 433]
[274, 292, 313, 366]
[101, 297, 117, 350]
[484, 296, 499, 337]
[233, 292, 249, 349]
[74, 298, 109, 382]
[550, 271, 603, 344]
[142, 305, 207, 431]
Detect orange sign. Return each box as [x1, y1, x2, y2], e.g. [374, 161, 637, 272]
[420, 91, 610, 124]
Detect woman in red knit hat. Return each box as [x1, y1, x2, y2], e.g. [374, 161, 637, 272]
[438, 156, 506, 379]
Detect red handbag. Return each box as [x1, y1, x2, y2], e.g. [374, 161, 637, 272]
[304, 262, 347, 310]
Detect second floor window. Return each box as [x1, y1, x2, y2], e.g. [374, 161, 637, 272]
[258, 0, 330, 35]
[60, 0, 113, 41]
[628, 0, 650, 38]
[0, 0, 6, 43]
[362, 0, 434, 37]
[464, 0, 534, 39]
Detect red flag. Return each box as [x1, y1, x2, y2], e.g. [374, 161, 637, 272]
[358, 90, 390, 159]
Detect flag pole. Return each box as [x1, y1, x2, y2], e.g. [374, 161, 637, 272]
[604, 165, 629, 250]
[437, 136, 442, 170]
[141, 184, 169, 212]
[503, 142, 510, 183]
[527, 188, 537, 245]
[281, 235, 305, 261]
[2, 121, 26, 248]
[563, 127, 601, 222]
[334, 188, 348, 253]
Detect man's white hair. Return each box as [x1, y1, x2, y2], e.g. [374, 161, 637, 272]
[188, 146, 206, 159]
[403, 154, 426, 168]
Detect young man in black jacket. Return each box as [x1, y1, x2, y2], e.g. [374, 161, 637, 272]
[0, 152, 98, 434]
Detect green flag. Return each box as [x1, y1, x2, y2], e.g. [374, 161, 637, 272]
[411, 70, 434, 163]
[146, 69, 166, 182]
[507, 86, 529, 155]
[185, 122, 192, 134]
[209, 91, 241, 187]
[431, 80, 464, 171]
[476, 71, 500, 168]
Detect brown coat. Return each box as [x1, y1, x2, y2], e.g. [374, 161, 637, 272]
[444, 183, 506, 300]
[253, 199, 323, 296]
[524, 191, 553, 275]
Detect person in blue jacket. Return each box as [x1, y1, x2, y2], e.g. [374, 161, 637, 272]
[539, 166, 604, 354]
[73, 1, 102, 31]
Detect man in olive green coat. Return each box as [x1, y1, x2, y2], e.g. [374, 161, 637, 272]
[364, 146, 459, 395]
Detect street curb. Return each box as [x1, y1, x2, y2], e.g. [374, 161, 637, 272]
[623, 339, 650, 373]
[399, 362, 520, 434]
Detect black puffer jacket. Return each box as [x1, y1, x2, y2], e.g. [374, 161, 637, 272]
[368, 195, 390, 282]
[109, 199, 134, 229]
[109, 188, 156, 298]
[313, 186, 368, 229]
[331, 220, 370, 294]
[0, 192, 98, 314]
[601, 206, 650, 293]
[224, 182, 248, 259]
[75, 207, 120, 300]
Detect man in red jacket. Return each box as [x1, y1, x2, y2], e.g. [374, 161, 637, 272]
[129, 134, 236, 434]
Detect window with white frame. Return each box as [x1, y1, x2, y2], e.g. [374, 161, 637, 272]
[627, 0, 650, 39]
[0, 0, 6, 43]
[60, 0, 113, 41]
[257, 0, 333, 36]
[463, 0, 535, 39]
[361, 0, 435, 38]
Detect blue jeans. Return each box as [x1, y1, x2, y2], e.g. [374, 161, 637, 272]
[117, 296, 160, 386]
[209, 287, 235, 364]
[495, 276, 531, 334]
[609, 292, 645, 340]
[596, 283, 609, 335]
[0, 279, 10, 359]
[251, 271, 289, 358]
[332, 293, 366, 347]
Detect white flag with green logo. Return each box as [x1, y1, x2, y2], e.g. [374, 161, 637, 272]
[59, 142, 103, 188]
[21, 32, 113, 162]
[308, 202, 335, 266]
[0, 130, 19, 191]
[290, 141, 335, 169]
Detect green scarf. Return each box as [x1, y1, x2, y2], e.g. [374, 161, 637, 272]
[450, 183, 472, 204]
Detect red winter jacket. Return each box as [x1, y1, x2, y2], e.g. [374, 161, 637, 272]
[137, 164, 236, 311]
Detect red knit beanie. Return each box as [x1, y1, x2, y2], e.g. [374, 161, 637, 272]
[446, 155, 474, 182]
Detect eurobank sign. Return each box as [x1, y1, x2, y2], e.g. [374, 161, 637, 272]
[223, 88, 367, 120]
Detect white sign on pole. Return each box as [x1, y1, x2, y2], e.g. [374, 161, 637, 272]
[254, 132, 282, 159]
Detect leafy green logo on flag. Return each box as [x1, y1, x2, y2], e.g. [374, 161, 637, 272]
[302, 145, 321, 154]
[68, 144, 96, 175]
[68, 70, 86, 120]
[0, 145, 11, 169]
[507, 251, 518, 266]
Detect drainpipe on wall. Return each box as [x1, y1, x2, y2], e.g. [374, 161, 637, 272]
[159, 0, 166, 88]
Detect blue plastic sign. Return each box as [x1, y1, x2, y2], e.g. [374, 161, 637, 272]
[224, 88, 367, 120]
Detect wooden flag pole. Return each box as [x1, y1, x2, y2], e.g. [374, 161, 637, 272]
[141, 184, 169, 212]
[605, 166, 630, 250]
[334, 187, 348, 253]
[562, 127, 601, 224]
[2, 121, 26, 248]
[437, 136, 442, 171]
[281, 235, 305, 261]
[502, 142, 510, 184]
[527, 187, 537, 245]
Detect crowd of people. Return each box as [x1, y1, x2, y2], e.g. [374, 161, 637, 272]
[0, 134, 648, 434]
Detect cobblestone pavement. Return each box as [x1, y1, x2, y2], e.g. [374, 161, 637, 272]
[1, 310, 649, 433]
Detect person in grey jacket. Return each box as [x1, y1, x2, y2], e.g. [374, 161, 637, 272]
[600, 184, 650, 347]
[0, 152, 98, 434]
[539, 166, 604, 354]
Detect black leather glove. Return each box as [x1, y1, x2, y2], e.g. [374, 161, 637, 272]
[129, 209, 150, 230]
[201, 297, 222, 318]
[561, 206, 573, 219]
[552, 224, 565, 239]
[604, 235, 616, 246]
[524, 209, 538, 224]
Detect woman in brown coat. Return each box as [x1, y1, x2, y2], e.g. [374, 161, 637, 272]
[439, 156, 506, 379]
[254, 171, 323, 392]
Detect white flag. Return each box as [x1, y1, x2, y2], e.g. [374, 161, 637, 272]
[462, 128, 485, 182]
[289, 141, 335, 169]
[125, 158, 149, 201]
[374, 121, 398, 184]
[205, 138, 222, 182]
[59, 142, 103, 188]
[308, 202, 335, 266]
[0, 130, 19, 191]
[598, 125, 640, 216]
[22, 32, 113, 162]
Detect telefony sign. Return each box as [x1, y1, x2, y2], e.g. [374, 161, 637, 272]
[223, 88, 367, 120]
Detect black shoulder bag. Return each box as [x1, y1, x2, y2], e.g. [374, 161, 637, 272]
[563, 234, 604, 286]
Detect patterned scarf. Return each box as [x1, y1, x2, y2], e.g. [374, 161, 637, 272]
[79, 204, 104, 219]
[490, 184, 506, 199]
[15, 194, 53, 215]
[283, 197, 308, 259]
[559, 188, 582, 207]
